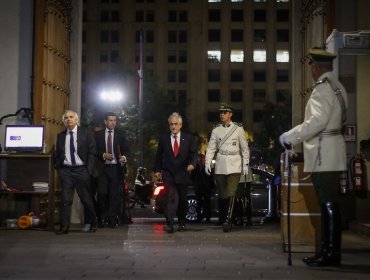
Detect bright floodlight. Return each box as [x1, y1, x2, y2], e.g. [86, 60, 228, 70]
[100, 90, 123, 102]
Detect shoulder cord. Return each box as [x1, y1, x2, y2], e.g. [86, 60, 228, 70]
[215, 124, 238, 155]
[315, 77, 346, 166]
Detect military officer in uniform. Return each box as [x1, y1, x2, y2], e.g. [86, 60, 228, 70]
[205, 103, 250, 232]
[279, 47, 348, 267]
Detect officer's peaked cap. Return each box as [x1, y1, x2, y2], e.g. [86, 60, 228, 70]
[219, 103, 233, 112]
[308, 47, 337, 63]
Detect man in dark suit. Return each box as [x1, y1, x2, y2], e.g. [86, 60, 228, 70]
[54, 110, 97, 234]
[154, 112, 198, 233]
[95, 112, 128, 228]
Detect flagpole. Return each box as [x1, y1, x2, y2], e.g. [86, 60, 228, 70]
[138, 30, 144, 167]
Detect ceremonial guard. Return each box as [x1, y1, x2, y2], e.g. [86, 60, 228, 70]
[205, 103, 250, 232]
[280, 47, 348, 266]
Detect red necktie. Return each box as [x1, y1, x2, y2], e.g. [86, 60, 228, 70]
[173, 135, 179, 157]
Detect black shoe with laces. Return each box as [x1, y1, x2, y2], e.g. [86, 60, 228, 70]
[56, 226, 69, 235]
[164, 222, 174, 233]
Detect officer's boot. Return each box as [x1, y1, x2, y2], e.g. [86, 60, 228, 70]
[245, 196, 254, 226]
[222, 197, 235, 232]
[215, 198, 226, 225]
[304, 202, 341, 266]
[233, 198, 242, 226]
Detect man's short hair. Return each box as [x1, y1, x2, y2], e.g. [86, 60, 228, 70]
[168, 112, 182, 124]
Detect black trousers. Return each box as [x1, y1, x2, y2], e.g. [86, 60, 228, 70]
[164, 180, 187, 224]
[58, 166, 96, 227]
[97, 165, 122, 221]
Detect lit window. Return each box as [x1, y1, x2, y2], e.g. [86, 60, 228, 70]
[230, 50, 244, 62]
[253, 49, 266, 62]
[276, 50, 289, 62]
[208, 50, 221, 62]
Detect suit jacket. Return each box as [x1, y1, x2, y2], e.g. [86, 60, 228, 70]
[283, 72, 348, 172]
[154, 132, 198, 185]
[94, 128, 128, 177]
[54, 126, 97, 174]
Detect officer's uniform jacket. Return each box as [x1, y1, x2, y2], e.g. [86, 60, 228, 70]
[205, 121, 249, 175]
[283, 71, 348, 172]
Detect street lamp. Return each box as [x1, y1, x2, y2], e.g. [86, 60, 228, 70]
[100, 89, 124, 111]
[100, 89, 123, 103]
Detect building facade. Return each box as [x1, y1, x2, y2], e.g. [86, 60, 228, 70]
[82, 0, 291, 135]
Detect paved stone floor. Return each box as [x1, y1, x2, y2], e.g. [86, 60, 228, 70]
[0, 217, 370, 280]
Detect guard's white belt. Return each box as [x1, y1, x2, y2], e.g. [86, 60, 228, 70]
[218, 150, 240, 156]
[319, 129, 341, 136]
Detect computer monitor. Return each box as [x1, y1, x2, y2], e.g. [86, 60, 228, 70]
[4, 125, 44, 153]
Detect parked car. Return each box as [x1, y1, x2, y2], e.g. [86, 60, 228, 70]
[150, 167, 279, 223]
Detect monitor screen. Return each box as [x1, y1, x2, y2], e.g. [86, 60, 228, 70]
[4, 125, 44, 153]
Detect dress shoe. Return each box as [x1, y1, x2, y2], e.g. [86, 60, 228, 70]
[178, 224, 186, 232]
[222, 220, 232, 232]
[110, 217, 120, 228]
[98, 217, 109, 228]
[89, 224, 97, 233]
[304, 251, 341, 267]
[56, 226, 69, 235]
[164, 223, 174, 233]
[245, 218, 254, 227]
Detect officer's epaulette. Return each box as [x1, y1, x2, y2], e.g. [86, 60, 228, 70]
[233, 122, 243, 127]
[315, 77, 329, 86]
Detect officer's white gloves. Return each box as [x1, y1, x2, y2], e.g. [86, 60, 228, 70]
[279, 133, 292, 150]
[243, 164, 249, 175]
[205, 165, 212, 176]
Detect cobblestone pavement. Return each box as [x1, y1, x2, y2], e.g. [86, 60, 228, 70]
[0, 217, 370, 280]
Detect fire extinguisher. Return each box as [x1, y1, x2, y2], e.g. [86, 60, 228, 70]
[350, 153, 367, 192]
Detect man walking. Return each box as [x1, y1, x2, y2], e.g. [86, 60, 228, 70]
[95, 112, 128, 228]
[54, 110, 97, 234]
[279, 47, 348, 267]
[205, 103, 250, 232]
[154, 112, 198, 233]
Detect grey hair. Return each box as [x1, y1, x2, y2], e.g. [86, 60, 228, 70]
[168, 112, 182, 124]
[62, 110, 79, 123]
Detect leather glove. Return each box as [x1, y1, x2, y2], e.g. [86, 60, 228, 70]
[205, 165, 212, 176]
[243, 164, 249, 176]
[279, 133, 292, 149]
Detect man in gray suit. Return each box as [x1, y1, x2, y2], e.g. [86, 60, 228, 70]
[54, 110, 97, 234]
[280, 47, 348, 267]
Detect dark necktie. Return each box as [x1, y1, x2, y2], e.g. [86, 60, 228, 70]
[107, 130, 113, 154]
[69, 131, 76, 165]
[173, 135, 179, 157]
